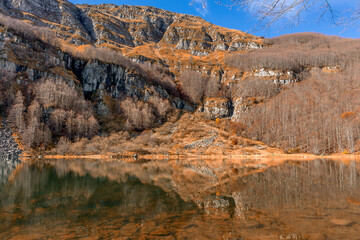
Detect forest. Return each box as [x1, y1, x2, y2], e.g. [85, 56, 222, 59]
[230, 33, 360, 154]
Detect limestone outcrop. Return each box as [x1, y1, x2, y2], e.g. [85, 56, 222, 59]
[203, 98, 232, 119]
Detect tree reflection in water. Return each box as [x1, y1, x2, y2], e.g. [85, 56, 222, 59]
[0, 158, 360, 239]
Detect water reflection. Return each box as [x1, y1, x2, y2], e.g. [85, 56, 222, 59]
[0, 153, 20, 186]
[0, 158, 360, 239]
[0, 128, 22, 186]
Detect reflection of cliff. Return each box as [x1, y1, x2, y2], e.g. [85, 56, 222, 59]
[0, 162, 198, 239]
[48, 158, 360, 202]
[47, 158, 360, 239]
[0, 127, 21, 185]
[2, 158, 360, 239]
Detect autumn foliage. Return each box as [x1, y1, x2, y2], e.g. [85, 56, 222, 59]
[6, 78, 99, 149]
[226, 33, 360, 73]
[238, 66, 360, 154]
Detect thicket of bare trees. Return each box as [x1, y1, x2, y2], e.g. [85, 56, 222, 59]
[0, 70, 17, 114]
[226, 33, 360, 154]
[6, 78, 99, 149]
[235, 78, 281, 100]
[120, 95, 172, 131]
[179, 70, 221, 103]
[238, 66, 360, 154]
[8, 92, 26, 133]
[226, 33, 360, 72]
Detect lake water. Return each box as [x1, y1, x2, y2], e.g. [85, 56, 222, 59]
[0, 157, 360, 239]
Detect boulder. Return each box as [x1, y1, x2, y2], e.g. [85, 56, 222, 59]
[203, 98, 232, 119]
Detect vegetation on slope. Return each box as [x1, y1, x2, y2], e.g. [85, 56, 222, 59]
[226, 33, 360, 72]
[230, 33, 360, 154]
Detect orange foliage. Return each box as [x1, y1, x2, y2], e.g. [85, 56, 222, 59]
[341, 111, 356, 119]
[230, 122, 246, 136]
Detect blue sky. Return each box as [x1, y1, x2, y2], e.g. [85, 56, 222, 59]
[70, 0, 359, 38]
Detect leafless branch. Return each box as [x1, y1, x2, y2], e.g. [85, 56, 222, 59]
[215, 0, 335, 31]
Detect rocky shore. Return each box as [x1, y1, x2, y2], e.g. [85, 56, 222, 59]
[0, 125, 22, 185]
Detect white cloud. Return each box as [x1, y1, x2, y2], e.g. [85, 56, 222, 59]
[190, 0, 208, 16]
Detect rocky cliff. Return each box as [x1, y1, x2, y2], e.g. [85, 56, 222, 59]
[0, 0, 264, 80]
[0, 1, 262, 50]
[0, 18, 193, 113]
[0, 0, 266, 122]
[0, 0, 280, 143]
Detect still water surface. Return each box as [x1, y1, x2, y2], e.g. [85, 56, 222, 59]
[0, 157, 360, 239]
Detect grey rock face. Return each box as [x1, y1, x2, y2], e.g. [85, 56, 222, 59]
[229, 41, 262, 51]
[1, 0, 261, 50]
[191, 50, 210, 56]
[79, 59, 147, 99]
[203, 98, 232, 119]
[184, 133, 218, 150]
[2, 0, 95, 42]
[231, 98, 249, 122]
[0, 25, 191, 111]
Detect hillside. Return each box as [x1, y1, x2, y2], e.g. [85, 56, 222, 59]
[1, 0, 360, 155]
[0, 0, 263, 80]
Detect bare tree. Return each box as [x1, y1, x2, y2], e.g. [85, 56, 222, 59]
[148, 95, 172, 119]
[87, 116, 100, 137]
[216, 0, 338, 29]
[23, 100, 41, 148]
[8, 91, 25, 132]
[120, 98, 156, 131]
[205, 77, 221, 98]
[49, 109, 67, 135]
[179, 70, 208, 103]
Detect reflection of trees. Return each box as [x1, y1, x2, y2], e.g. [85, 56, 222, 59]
[2, 158, 360, 238]
[28, 158, 360, 212]
[44, 158, 360, 209]
[0, 162, 196, 238]
[0, 157, 20, 186]
[229, 159, 360, 239]
[236, 159, 360, 209]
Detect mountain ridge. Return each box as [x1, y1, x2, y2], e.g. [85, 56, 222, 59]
[0, 0, 264, 84]
[0, 0, 262, 49]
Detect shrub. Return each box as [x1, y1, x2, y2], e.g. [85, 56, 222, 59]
[56, 137, 71, 155]
[235, 78, 281, 99]
[230, 122, 247, 136]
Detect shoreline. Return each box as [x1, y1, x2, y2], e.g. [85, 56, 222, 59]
[35, 152, 360, 161]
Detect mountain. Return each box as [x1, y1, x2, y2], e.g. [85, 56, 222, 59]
[0, 0, 263, 81]
[0, 0, 264, 124]
[0, 0, 261, 49]
[0, 0, 266, 109]
[0, 0, 264, 153]
[1, 0, 359, 155]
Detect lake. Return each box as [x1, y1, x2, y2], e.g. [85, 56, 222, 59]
[0, 157, 360, 239]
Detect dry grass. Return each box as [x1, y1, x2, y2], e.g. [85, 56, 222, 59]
[56, 112, 284, 156]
